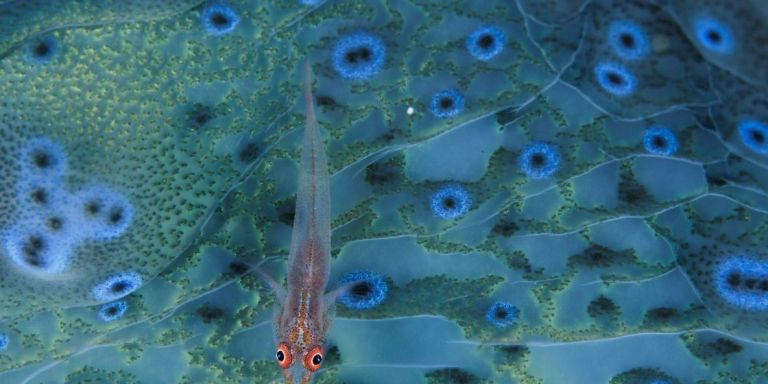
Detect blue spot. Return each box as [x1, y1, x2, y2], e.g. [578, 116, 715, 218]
[92, 271, 143, 303]
[25, 35, 59, 64]
[594, 61, 636, 97]
[0, 333, 8, 351]
[338, 271, 388, 310]
[2, 225, 73, 275]
[738, 119, 768, 155]
[20, 137, 68, 181]
[331, 32, 386, 80]
[430, 185, 472, 219]
[98, 301, 128, 322]
[486, 301, 517, 328]
[429, 89, 465, 119]
[693, 16, 734, 54]
[642, 126, 678, 156]
[518, 142, 561, 180]
[607, 20, 650, 60]
[299, 0, 321, 4]
[466, 25, 506, 61]
[73, 185, 134, 239]
[714, 256, 768, 311]
[201, 3, 240, 36]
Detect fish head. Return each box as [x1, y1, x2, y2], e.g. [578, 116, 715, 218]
[274, 315, 328, 384]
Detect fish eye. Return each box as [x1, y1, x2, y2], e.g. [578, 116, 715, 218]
[276, 342, 293, 369]
[303, 345, 323, 372]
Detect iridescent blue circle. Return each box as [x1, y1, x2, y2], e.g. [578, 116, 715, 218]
[331, 32, 386, 80]
[518, 142, 561, 180]
[25, 35, 59, 64]
[201, 4, 240, 36]
[429, 89, 465, 119]
[0, 333, 8, 351]
[738, 119, 768, 155]
[2, 225, 73, 275]
[91, 271, 143, 303]
[338, 270, 388, 310]
[486, 301, 517, 328]
[714, 256, 768, 311]
[466, 25, 506, 61]
[693, 16, 735, 54]
[98, 300, 129, 322]
[642, 125, 678, 156]
[594, 61, 636, 97]
[430, 185, 472, 219]
[607, 20, 650, 60]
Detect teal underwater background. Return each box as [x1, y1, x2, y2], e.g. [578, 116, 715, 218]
[1, 0, 768, 383]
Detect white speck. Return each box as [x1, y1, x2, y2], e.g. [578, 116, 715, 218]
[406, 106, 414, 115]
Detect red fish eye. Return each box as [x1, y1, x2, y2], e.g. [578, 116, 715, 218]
[303, 345, 323, 372]
[276, 342, 293, 369]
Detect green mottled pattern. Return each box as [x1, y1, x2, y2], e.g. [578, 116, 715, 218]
[0, 0, 767, 383]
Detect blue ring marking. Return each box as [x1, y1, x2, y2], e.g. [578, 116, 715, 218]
[593, 61, 637, 97]
[98, 300, 129, 322]
[430, 185, 472, 219]
[738, 119, 768, 155]
[91, 271, 143, 303]
[518, 142, 561, 180]
[486, 301, 518, 328]
[201, 3, 241, 36]
[466, 25, 506, 61]
[642, 125, 679, 156]
[607, 20, 651, 60]
[331, 32, 387, 80]
[693, 16, 735, 54]
[338, 270, 388, 309]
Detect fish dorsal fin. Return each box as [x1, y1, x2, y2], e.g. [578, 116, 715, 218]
[286, 62, 332, 282]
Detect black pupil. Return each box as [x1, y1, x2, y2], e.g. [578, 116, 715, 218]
[112, 281, 128, 293]
[478, 34, 494, 49]
[439, 97, 453, 109]
[35, 42, 50, 57]
[312, 354, 322, 365]
[496, 309, 508, 318]
[531, 153, 545, 166]
[48, 217, 62, 230]
[107, 307, 117, 315]
[276, 350, 285, 361]
[652, 136, 666, 148]
[706, 29, 721, 43]
[751, 130, 765, 144]
[346, 47, 372, 64]
[31, 188, 47, 204]
[23, 236, 45, 266]
[607, 72, 623, 85]
[727, 273, 741, 287]
[351, 282, 372, 297]
[620, 33, 634, 48]
[86, 201, 101, 215]
[211, 13, 229, 26]
[442, 197, 456, 209]
[33, 151, 50, 168]
[109, 207, 124, 224]
[726, 272, 768, 292]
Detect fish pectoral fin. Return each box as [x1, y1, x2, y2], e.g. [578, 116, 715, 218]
[252, 265, 287, 304]
[321, 280, 357, 310]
